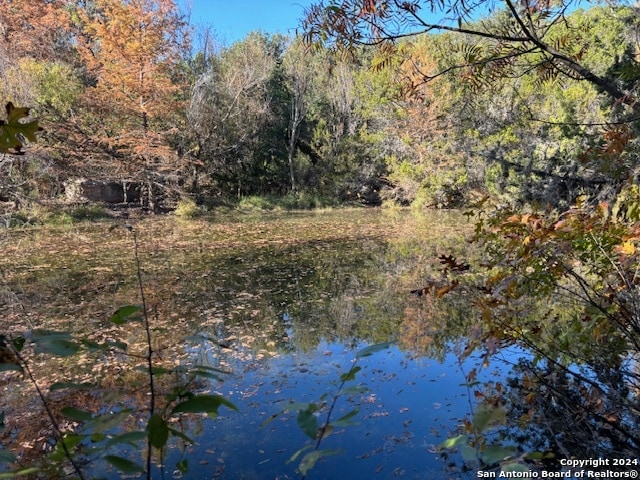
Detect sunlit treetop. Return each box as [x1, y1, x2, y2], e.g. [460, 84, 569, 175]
[301, 0, 639, 109]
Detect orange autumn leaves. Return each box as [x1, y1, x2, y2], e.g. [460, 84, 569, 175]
[0, 0, 68, 60]
[76, 0, 188, 162]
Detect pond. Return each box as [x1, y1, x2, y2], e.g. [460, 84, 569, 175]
[1, 208, 518, 479]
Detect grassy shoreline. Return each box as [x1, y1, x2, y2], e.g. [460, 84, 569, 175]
[0, 193, 381, 228]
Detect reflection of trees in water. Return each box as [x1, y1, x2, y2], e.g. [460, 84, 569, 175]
[192, 236, 420, 353]
[1, 210, 476, 475]
[495, 300, 640, 461]
[393, 212, 640, 466]
[399, 295, 474, 363]
[504, 358, 640, 461]
[406, 275, 640, 466]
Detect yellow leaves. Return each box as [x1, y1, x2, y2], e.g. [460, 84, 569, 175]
[504, 214, 521, 224]
[78, 0, 187, 141]
[519, 213, 533, 224]
[616, 240, 636, 256]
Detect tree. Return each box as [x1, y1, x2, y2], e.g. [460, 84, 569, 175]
[75, 0, 190, 206]
[382, 37, 470, 206]
[282, 38, 312, 193]
[293, 47, 398, 203]
[0, 1, 78, 111]
[0, 0, 70, 61]
[303, 0, 639, 114]
[187, 32, 283, 197]
[304, 3, 640, 206]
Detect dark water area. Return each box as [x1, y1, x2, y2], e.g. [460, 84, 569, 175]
[1, 208, 522, 479]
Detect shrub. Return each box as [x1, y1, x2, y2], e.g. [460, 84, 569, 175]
[68, 204, 111, 221]
[238, 195, 275, 211]
[174, 198, 202, 218]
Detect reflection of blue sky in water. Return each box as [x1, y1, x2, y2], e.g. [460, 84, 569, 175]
[159, 341, 517, 480]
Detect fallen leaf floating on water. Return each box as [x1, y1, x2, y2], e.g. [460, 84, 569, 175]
[410, 280, 459, 297]
[436, 280, 459, 298]
[410, 281, 436, 296]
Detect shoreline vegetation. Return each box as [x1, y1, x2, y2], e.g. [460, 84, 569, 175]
[0, 195, 421, 228]
[4, 3, 636, 222]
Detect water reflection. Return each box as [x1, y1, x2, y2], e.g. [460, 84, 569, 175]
[154, 342, 503, 480]
[3, 209, 499, 479]
[141, 209, 484, 479]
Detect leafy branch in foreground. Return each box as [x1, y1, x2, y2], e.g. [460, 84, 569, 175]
[0, 225, 237, 479]
[94, 225, 239, 478]
[0, 102, 41, 155]
[438, 364, 551, 474]
[302, 0, 637, 111]
[263, 341, 393, 478]
[429, 186, 640, 467]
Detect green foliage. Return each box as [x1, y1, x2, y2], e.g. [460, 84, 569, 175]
[68, 204, 112, 222]
[1, 0, 638, 212]
[0, 226, 238, 479]
[439, 400, 532, 472]
[3, 204, 112, 228]
[146, 414, 169, 449]
[238, 195, 277, 211]
[297, 407, 320, 439]
[354, 341, 393, 358]
[104, 455, 145, 474]
[18, 59, 83, 117]
[32, 331, 81, 357]
[428, 183, 640, 462]
[171, 394, 238, 419]
[174, 198, 203, 218]
[110, 304, 142, 325]
[269, 342, 393, 477]
[298, 449, 341, 476]
[0, 103, 41, 155]
[236, 192, 339, 211]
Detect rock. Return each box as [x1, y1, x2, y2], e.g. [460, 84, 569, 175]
[64, 178, 140, 204]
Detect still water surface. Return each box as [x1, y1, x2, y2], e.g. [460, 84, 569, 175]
[2, 208, 514, 479]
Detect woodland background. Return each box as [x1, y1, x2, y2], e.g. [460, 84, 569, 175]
[1, 0, 638, 215]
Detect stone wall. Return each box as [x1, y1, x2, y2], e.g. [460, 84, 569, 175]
[64, 179, 140, 204]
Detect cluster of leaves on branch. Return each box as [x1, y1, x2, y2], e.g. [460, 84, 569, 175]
[0, 103, 41, 155]
[400, 188, 639, 466]
[0, 229, 238, 479]
[303, 0, 638, 104]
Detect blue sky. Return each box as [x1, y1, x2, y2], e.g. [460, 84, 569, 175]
[180, 0, 315, 45]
